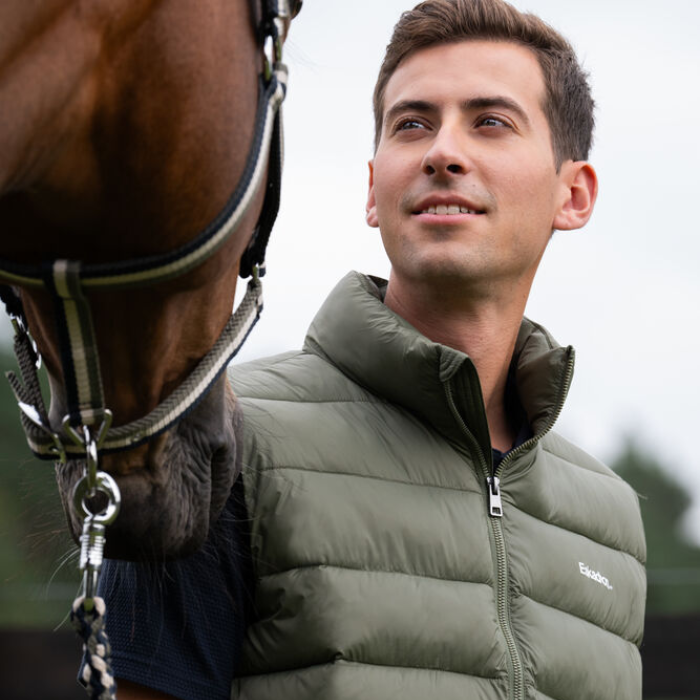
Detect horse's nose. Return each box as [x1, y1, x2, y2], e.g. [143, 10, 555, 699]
[100, 433, 169, 477]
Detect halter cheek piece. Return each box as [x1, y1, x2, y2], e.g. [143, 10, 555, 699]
[0, 0, 297, 606]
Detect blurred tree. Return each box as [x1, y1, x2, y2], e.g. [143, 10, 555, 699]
[612, 439, 700, 615]
[0, 346, 79, 628]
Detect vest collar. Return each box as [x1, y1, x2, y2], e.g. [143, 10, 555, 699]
[304, 272, 575, 448]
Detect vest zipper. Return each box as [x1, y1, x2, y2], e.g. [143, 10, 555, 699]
[443, 348, 575, 700]
[487, 475, 503, 517]
[495, 349, 576, 477]
[444, 381, 524, 700]
[491, 504, 523, 700]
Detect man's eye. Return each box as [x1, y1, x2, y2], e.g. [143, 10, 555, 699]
[396, 119, 426, 131]
[478, 116, 509, 128]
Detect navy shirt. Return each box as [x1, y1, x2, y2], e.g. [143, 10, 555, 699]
[93, 485, 252, 700]
[492, 418, 533, 467]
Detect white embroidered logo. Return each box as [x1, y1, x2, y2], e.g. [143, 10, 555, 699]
[579, 562, 614, 591]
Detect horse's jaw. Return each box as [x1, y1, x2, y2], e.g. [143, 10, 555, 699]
[55, 377, 242, 561]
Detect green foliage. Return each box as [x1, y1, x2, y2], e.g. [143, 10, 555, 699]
[0, 346, 79, 629]
[612, 439, 700, 615]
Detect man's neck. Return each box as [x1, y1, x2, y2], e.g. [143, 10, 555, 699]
[384, 275, 529, 452]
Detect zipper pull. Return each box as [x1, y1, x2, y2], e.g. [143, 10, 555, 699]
[487, 476, 503, 517]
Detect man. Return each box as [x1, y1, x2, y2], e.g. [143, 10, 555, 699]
[104, 1, 646, 698]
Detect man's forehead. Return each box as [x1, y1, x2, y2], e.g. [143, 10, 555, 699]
[382, 39, 546, 116]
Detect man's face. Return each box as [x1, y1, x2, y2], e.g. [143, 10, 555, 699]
[367, 40, 583, 297]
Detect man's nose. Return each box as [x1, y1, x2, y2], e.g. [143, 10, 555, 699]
[421, 126, 470, 176]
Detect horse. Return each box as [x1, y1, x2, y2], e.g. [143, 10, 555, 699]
[0, 0, 301, 564]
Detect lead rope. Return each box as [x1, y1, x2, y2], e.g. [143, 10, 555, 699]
[72, 597, 116, 700]
[70, 431, 121, 699]
[5, 299, 119, 700]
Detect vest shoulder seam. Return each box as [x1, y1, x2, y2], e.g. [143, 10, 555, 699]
[540, 441, 621, 481]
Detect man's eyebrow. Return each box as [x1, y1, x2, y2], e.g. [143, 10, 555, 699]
[383, 100, 435, 127]
[383, 96, 532, 128]
[462, 96, 531, 127]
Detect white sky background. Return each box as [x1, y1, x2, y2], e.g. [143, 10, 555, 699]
[1, 1, 698, 536]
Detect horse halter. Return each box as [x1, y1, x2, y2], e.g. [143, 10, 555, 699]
[0, 0, 296, 602]
[0, 0, 297, 464]
[0, 4, 299, 695]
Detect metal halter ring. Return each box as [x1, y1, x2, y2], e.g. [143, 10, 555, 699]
[73, 470, 121, 604]
[72, 470, 121, 525]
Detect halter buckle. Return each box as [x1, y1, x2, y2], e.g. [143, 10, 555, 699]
[18, 401, 67, 463]
[252, 263, 267, 282]
[262, 0, 287, 83]
[62, 409, 113, 455]
[263, 33, 283, 84]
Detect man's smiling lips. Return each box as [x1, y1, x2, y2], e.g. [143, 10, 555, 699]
[411, 195, 487, 222]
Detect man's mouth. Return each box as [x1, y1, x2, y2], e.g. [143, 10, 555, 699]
[417, 204, 483, 215]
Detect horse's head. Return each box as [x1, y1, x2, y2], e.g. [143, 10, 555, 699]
[0, 0, 300, 560]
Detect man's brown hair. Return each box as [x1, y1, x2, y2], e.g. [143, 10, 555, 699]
[373, 0, 595, 167]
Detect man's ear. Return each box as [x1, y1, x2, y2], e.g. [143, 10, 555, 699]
[552, 161, 598, 231]
[366, 160, 379, 228]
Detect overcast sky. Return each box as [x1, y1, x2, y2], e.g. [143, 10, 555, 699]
[2, 1, 698, 538]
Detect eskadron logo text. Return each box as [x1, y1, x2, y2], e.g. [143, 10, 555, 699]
[579, 562, 614, 591]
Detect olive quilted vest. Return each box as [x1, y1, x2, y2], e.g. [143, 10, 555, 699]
[229, 272, 646, 700]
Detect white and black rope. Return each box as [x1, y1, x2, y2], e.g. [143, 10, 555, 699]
[72, 596, 117, 700]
